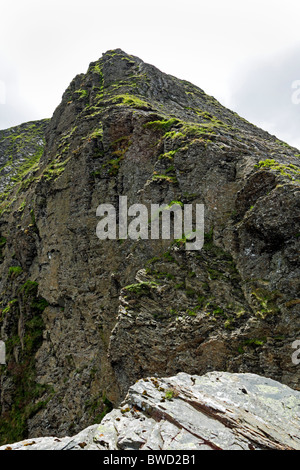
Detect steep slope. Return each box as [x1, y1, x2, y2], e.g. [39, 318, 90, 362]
[0, 49, 299, 444]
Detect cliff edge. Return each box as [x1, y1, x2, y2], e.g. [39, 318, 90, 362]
[0, 49, 299, 444]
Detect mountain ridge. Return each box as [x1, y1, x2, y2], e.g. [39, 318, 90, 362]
[0, 49, 299, 445]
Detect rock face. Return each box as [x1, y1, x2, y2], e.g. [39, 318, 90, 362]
[0, 48, 299, 444]
[1, 372, 299, 450]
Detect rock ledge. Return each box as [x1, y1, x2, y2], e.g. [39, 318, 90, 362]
[1, 371, 299, 451]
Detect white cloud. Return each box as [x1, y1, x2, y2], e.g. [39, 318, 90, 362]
[228, 46, 300, 149]
[1, 0, 300, 149]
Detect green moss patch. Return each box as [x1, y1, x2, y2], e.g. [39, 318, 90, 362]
[255, 159, 300, 182]
[0, 120, 48, 206]
[123, 280, 160, 297]
[0, 280, 50, 445]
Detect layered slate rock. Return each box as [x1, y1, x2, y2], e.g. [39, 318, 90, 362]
[0, 372, 299, 450]
[0, 49, 299, 443]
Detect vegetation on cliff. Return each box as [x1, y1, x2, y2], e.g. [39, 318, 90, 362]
[0, 49, 299, 444]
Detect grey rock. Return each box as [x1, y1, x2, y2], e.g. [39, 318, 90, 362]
[0, 372, 299, 450]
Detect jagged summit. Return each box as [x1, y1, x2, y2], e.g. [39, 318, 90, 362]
[55, 47, 259, 130]
[44, 48, 299, 167]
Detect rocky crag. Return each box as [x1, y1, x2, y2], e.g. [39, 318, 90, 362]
[0, 49, 299, 445]
[1, 372, 299, 451]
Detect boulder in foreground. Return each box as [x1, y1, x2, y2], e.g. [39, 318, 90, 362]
[1, 371, 299, 450]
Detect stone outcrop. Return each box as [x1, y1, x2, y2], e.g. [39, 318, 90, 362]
[1, 372, 299, 450]
[0, 49, 299, 444]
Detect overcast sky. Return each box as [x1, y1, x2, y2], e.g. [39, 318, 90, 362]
[1, 0, 300, 149]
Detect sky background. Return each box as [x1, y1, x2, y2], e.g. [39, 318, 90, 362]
[1, 0, 300, 148]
